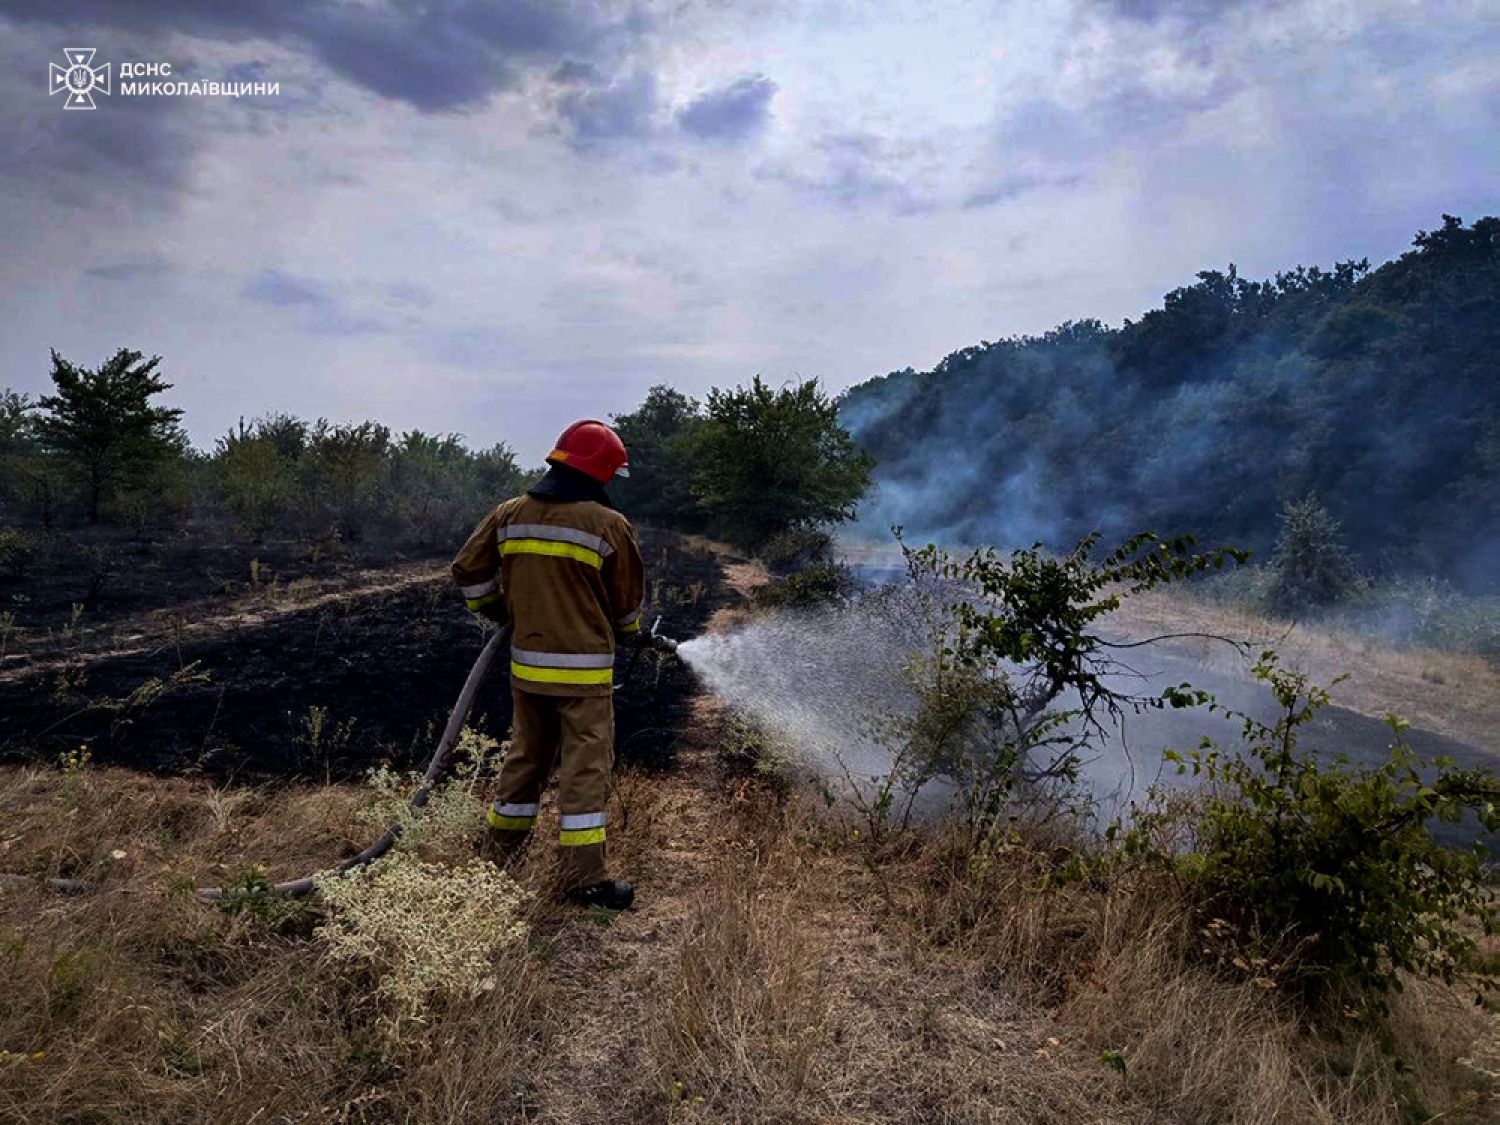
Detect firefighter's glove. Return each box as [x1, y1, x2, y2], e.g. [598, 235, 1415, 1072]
[476, 603, 509, 628]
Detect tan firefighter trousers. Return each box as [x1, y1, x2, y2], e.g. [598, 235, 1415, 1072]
[487, 686, 613, 888]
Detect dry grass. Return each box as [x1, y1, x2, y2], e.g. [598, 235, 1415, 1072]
[1, 743, 1494, 1124]
[859, 823, 1497, 1124]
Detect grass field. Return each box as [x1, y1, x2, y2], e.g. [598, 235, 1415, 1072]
[1, 541, 1497, 1122]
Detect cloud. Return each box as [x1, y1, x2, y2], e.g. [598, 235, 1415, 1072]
[242, 269, 329, 307]
[2, 0, 642, 114]
[555, 68, 660, 146]
[241, 270, 381, 335]
[677, 74, 776, 142]
[760, 132, 939, 214]
[84, 254, 173, 281]
[961, 172, 1083, 210]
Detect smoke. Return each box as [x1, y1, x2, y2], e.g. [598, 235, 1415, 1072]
[836, 234, 1500, 595]
[673, 590, 1272, 822]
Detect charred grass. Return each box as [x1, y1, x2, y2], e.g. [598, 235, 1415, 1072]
[0, 530, 721, 778]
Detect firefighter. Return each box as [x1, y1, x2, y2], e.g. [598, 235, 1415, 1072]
[451, 419, 645, 910]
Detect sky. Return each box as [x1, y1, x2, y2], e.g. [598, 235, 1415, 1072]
[1, 0, 1496, 462]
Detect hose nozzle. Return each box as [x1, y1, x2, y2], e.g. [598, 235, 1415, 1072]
[645, 614, 679, 655]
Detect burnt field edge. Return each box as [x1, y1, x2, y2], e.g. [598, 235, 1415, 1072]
[0, 529, 727, 783]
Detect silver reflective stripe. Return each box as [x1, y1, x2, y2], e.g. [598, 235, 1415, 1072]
[460, 577, 499, 598]
[617, 599, 645, 626]
[511, 647, 615, 669]
[496, 523, 614, 557]
[493, 801, 539, 817]
[559, 811, 607, 830]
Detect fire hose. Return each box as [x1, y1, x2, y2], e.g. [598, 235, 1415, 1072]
[198, 617, 679, 901]
[196, 623, 513, 901]
[2, 621, 681, 901]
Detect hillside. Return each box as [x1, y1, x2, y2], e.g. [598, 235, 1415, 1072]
[840, 215, 1500, 591]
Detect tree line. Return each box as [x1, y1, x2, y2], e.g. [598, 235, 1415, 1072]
[0, 355, 872, 556]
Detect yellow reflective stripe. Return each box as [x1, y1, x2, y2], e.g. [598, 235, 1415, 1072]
[465, 591, 503, 610]
[618, 619, 641, 634]
[559, 827, 606, 846]
[511, 661, 614, 686]
[487, 810, 535, 831]
[501, 539, 603, 568]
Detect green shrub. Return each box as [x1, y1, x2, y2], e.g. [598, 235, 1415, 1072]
[1126, 653, 1500, 1013]
[0, 527, 37, 577]
[1269, 494, 1359, 613]
[759, 526, 835, 575]
[753, 561, 854, 608]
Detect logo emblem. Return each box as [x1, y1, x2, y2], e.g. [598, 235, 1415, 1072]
[49, 48, 110, 110]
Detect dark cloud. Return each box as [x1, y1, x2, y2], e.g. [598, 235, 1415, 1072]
[1100, 0, 1252, 27]
[84, 254, 172, 280]
[3, 0, 642, 113]
[0, 28, 200, 210]
[759, 133, 937, 214]
[677, 74, 776, 142]
[242, 270, 330, 307]
[240, 270, 386, 335]
[556, 69, 658, 145]
[961, 172, 1083, 210]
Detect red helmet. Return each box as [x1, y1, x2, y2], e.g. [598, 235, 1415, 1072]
[547, 419, 630, 483]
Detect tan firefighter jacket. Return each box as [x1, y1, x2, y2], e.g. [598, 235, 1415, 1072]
[451, 494, 646, 697]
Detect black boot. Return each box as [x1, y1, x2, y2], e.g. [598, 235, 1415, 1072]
[568, 879, 635, 910]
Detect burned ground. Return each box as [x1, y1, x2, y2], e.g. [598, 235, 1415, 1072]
[0, 528, 724, 780]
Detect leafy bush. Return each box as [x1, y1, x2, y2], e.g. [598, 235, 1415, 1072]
[690, 377, 873, 551]
[865, 531, 1247, 844]
[610, 385, 704, 528]
[1126, 653, 1500, 1012]
[759, 526, 835, 575]
[753, 561, 854, 609]
[1269, 495, 1360, 613]
[215, 421, 299, 539]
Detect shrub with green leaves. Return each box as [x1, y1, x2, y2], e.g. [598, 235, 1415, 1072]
[754, 561, 854, 609]
[865, 530, 1246, 844]
[1128, 653, 1499, 1012]
[1269, 494, 1360, 613]
[759, 526, 836, 575]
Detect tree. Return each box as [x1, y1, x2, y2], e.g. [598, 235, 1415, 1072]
[304, 420, 392, 541]
[690, 376, 873, 550]
[1269, 494, 1358, 613]
[609, 385, 704, 527]
[0, 390, 35, 518]
[33, 349, 185, 524]
[215, 419, 301, 540]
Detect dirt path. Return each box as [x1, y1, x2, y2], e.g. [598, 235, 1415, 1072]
[512, 543, 1115, 1122]
[524, 554, 759, 1120]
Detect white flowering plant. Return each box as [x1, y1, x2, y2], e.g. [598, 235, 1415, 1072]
[314, 855, 529, 1019]
[356, 727, 505, 862]
[314, 726, 529, 1021]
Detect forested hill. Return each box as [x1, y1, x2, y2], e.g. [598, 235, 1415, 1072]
[839, 215, 1499, 591]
